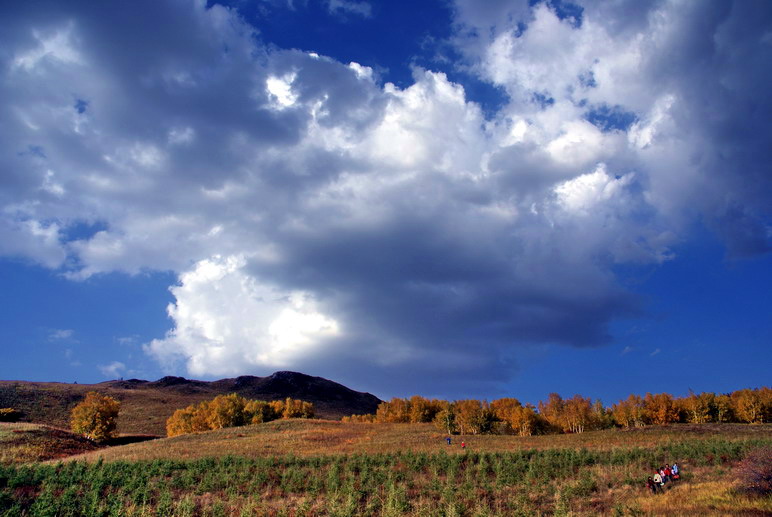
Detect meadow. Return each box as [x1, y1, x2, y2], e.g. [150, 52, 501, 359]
[1, 421, 770, 516]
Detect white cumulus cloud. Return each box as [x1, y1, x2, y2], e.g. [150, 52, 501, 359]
[0, 0, 769, 393]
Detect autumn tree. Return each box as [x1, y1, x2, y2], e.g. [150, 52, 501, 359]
[208, 394, 249, 429]
[538, 393, 565, 432]
[433, 407, 458, 435]
[733, 389, 766, 423]
[70, 392, 120, 442]
[409, 396, 442, 423]
[714, 394, 734, 423]
[454, 400, 495, 435]
[489, 398, 521, 434]
[561, 395, 594, 433]
[376, 398, 411, 423]
[282, 397, 315, 419]
[592, 399, 614, 430]
[511, 405, 541, 436]
[644, 393, 679, 425]
[612, 394, 647, 428]
[166, 394, 314, 436]
[244, 400, 280, 424]
[342, 413, 376, 423]
[683, 391, 715, 423]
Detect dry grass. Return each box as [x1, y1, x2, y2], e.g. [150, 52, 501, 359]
[0, 381, 220, 436]
[2, 421, 769, 515]
[64, 420, 772, 463]
[0, 377, 374, 436]
[0, 422, 101, 465]
[624, 474, 772, 516]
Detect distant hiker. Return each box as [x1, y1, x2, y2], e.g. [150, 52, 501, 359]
[446, 436, 452, 445]
[653, 470, 664, 492]
[663, 464, 672, 482]
[461, 441, 466, 450]
[671, 462, 680, 480]
[646, 477, 657, 494]
[659, 467, 667, 484]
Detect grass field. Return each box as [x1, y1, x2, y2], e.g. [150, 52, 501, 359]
[63, 420, 772, 463]
[0, 421, 769, 516]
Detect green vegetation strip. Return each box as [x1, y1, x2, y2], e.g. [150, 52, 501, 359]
[0, 438, 767, 517]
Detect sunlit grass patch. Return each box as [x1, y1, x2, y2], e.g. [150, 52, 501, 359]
[627, 477, 772, 516]
[0, 423, 100, 465]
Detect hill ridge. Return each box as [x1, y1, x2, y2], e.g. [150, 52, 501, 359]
[0, 371, 382, 436]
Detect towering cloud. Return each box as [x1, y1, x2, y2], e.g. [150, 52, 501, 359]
[1, 0, 769, 393]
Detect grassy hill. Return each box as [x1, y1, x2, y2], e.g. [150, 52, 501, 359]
[1, 421, 769, 516]
[0, 371, 381, 436]
[61, 421, 772, 463]
[0, 422, 101, 465]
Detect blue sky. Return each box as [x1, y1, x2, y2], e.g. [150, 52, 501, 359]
[0, 0, 770, 404]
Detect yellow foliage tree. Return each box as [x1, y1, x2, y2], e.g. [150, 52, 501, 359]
[409, 396, 441, 423]
[166, 394, 315, 437]
[562, 395, 594, 433]
[538, 393, 565, 431]
[683, 391, 715, 423]
[282, 397, 315, 418]
[341, 413, 377, 423]
[454, 399, 495, 435]
[612, 394, 647, 428]
[70, 392, 120, 442]
[376, 398, 411, 423]
[732, 389, 766, 423]
[207, 394, 248, 429]
[644, 393, 679, 425]
[714, 394, 733, 422]
[244, 400, 279, 424]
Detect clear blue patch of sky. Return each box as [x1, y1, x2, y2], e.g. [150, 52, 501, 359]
[215, 0, 510, 117]
[542, 0, 584, 28]
[0, 259, 173, 383]
[73, 98, 89, 114]
[584, 104, 638, 132]
[59, 220, 109, 243]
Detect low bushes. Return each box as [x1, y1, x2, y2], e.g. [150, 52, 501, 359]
[737, 446, 772, 496]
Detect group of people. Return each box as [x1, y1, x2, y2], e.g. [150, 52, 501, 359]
[445, 437, 466, 449]
[646, 463, 681, 494]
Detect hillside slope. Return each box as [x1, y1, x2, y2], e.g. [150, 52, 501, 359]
[64, 421, 772, 463]
[0, 423, 102, 464]
[0, 371, 381, 436]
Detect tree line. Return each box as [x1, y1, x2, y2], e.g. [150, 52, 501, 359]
[166, 394, 315, 437]
[342, 387, 772, 435]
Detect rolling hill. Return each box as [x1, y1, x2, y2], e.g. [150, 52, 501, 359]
[0, 371, 381, 436]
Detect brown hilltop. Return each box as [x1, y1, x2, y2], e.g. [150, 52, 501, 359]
[0, 371, 381, 436]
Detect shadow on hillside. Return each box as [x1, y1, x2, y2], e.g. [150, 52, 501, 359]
[108, 435, 161, 446]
